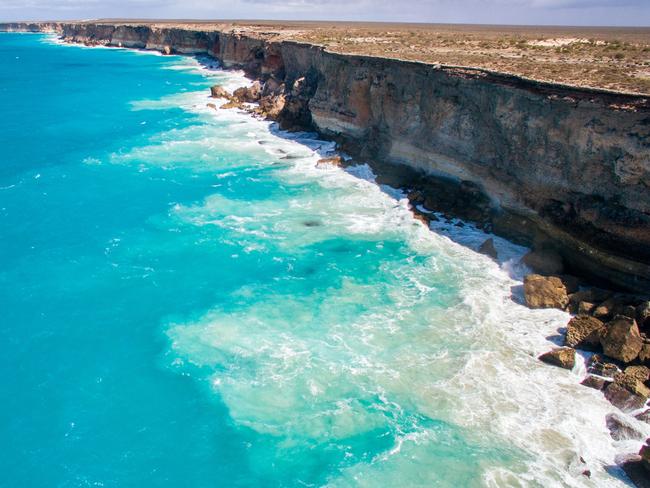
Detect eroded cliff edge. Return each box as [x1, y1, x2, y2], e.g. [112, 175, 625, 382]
[3, 21, 649, 292]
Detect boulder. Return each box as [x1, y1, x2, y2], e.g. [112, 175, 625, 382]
[604, 368, 650, 411]
[564, 315, 606, 350]
[601, 316, 643, 363]
[210, 85, 231, 99]
[539, 347, 575, 369]
[615, 370, 650, 398]
[206, 103, 217, 110]
[587, 353, 621, 378]
[523, 274, 569, 309]
[607, 412, 647, 440]
[625, 366, 650, 383]
[162, 45, 171, 55]
[232, 82, 262, 103]
[594, 297, 617, 320]
[605, 382, 649, 412]
[581, 374, 611, 390]
[478, 238, 498, 260]
[521, 248, 563, 275]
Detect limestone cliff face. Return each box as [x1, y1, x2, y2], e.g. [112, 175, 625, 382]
[2, 22, 649, 291]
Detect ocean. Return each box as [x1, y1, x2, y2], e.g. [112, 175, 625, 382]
[0, 32, 637, 487]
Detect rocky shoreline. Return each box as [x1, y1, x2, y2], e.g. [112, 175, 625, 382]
[3, 22, 650, 484]
[205, 77, 650, 483]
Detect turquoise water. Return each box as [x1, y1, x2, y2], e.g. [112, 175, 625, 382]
[0, 33, 633, 487]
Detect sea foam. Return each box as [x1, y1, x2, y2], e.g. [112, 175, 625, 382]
[148, 58, 639, 487]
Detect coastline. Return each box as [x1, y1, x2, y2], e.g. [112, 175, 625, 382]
[2, 20, 647, 295]
[3, 26, 650, 485]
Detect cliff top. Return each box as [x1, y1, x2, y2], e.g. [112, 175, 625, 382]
[5, 20, 650, 94]
[97, 20, 650, 95]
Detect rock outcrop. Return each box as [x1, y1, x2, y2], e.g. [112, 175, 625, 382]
[232, 81, 262, 103]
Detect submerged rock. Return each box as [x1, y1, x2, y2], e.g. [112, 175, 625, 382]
[601, 316, 643, 363]
[523, 274, 569, 309]
[539, 347, 575, 369]
[564, 315, 606, 350]
[302, 220, 322, 227]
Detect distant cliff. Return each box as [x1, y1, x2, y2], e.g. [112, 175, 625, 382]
[2, 21, 649, 292]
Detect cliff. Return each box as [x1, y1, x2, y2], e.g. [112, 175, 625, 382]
[2, 21, 649, 292]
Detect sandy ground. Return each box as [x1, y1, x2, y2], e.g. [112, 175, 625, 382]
[55, 20, 650, 94]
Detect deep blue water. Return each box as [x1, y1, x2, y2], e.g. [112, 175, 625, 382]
[0, 33, 629, 488]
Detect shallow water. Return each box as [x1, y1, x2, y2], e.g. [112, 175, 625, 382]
[0, 33, 641, 487]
